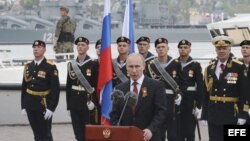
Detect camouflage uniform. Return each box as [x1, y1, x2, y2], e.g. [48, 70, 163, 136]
[55, 12, 76, 59]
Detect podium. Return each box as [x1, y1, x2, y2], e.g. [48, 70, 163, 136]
[85, 125, 144, 141]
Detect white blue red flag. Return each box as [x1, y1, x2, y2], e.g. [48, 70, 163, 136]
[97, 0, 113, 125]
[122, 0, 135, 53]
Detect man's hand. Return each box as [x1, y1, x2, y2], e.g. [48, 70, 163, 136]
[192, 107, 202, 119]
[44, 109, 53, 120]
[175, 94, 182, 106]
[21, 109, 27, 116]
[143, 128, 152, 141]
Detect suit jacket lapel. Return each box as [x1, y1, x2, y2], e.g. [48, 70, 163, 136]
[135, 76, 148, 112]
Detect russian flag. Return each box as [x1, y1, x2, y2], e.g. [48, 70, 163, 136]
[122, 0, 135, 53]
[97, 0, 113, 125]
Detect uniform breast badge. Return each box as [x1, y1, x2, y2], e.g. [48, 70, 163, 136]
[225, 72, 238, 84]
[86, 69, 92, 76]
[37, 71, 46, 78]
[172, 70, 177, 78]
[188, 70, 194, 77]
[142, 87, 148, 97]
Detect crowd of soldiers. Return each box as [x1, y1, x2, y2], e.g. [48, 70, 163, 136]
[21, 33, 250, 141]
[20, 4, 250, 141]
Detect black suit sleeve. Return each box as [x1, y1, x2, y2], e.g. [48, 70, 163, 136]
[147, 81, 167, 133]
[47, 65, 60, 112]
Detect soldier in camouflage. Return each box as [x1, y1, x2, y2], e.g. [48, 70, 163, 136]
[54, 6, 76, 60]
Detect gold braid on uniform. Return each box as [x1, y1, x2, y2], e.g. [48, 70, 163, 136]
[68, 62, 77, 80]
[24, 64, 32, 82]
[204, 66, 213, 95]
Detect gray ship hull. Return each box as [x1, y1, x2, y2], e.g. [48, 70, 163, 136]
[0, 28, 211, 44]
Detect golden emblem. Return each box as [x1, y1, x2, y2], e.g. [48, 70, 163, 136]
[102, 128, 111, 139]
[172, 70, 177, 77]
[54, 70, 58, 76]
[86, 69, 91, 76]
[158, 38, 162, 42]
[35, 41, 38, 45]
[188, 70, 194, 77]
[182, 40, 185, 44]
[142, 87, 148, 97]
[121, 37, 124, 41]
[37, 71, 46, 78]
[79, 38, 82, 41]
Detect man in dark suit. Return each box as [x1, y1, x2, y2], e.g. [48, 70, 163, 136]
[110, 53, 167, 141]
[201, 36, 249, 141]
[239, 40, 250, 124]
[21, 40, 60, 141]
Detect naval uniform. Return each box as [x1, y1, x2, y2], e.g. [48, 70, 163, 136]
[21, 58, 60, 141]
[146, 56, 182, 141]
[144, 52, 156, 75]
[66, 56, 98, 141]
[112, 57, 129, 88]
[177, 57, 204, 141]
[202, 57, 249, 141]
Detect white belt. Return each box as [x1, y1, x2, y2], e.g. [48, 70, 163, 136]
[72, 85, 85, 91]
[187, 86, 196, 91]
[165, 89, 174, 94]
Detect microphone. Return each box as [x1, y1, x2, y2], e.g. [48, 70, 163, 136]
[111, 89, 125, 105]
[117, 91, 138, 125]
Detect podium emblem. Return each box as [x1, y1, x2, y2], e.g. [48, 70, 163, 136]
[102, 128, 111, 138]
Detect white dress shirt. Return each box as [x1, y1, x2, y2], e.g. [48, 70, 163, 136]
[215, 60, 227, 79]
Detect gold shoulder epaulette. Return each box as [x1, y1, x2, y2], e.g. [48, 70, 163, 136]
[232, 58, 243, 65]
[46, 60, 55, 65]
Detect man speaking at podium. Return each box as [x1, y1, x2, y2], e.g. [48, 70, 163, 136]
[110, 53, 167, 141]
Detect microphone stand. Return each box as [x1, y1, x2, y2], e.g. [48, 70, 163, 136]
[117, 95, 130, 126]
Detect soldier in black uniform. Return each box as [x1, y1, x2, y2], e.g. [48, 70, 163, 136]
[239, 40, 250, 124]
[201, 36, 249, 141]
[66, 37, 99, 141]
[177, 40, 204, 141]
[136, 36, 155, 74]
[21, 40, 60, 141]
[112, 36, 130, 87]
[146, 38, 182, 141]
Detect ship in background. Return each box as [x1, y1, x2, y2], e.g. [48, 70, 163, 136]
[0, 0, 212, 44]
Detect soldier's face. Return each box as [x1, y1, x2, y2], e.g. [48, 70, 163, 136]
[178, 45, 191, 57]
[117, 42, 130, 55]
[77, 42, 89, 55]
[216, 46, 231, 62]
[33, 45, 46, 58]
[60, 10, 67, 17]
[241, 45, 250, 57]
[137, 41, 150, 55]
[155, 43, 168, 57]
[126, 55, 145, 81]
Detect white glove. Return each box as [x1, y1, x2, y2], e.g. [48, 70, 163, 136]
[200, 120, 208, 126]
[192, 107, 202, 119]
[174, 94, 182, 106]
[87, 101, 95, 110]
[248, 109, 250, 117]
[21, 109, 27, 116]
[44, 109, 53, 120]
[237, 118, 246, 125]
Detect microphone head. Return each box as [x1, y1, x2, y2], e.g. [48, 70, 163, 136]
[111, 89, 125, 104]
[125, 91, 138, 107]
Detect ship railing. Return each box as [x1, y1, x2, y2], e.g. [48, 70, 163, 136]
[0, 52, 75, 68]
